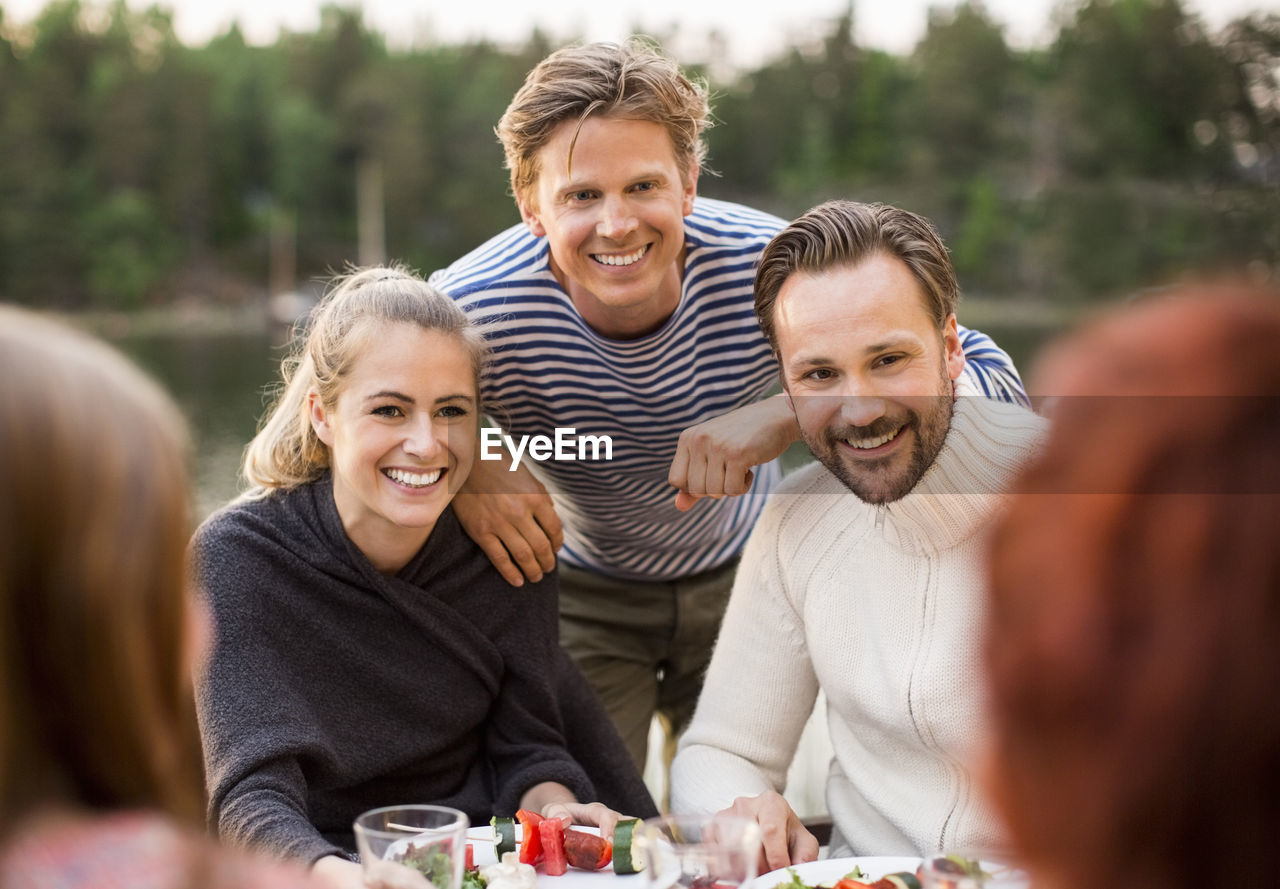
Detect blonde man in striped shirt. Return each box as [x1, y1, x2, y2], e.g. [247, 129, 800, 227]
[430, 39, 1027, 772]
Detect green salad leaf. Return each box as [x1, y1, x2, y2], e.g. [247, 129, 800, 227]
[396, 844, 460, 889]
[773, 864, 869, 889]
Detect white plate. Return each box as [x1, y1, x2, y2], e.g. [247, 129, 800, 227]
[756, 857, 923, 889]
[468, 825, 645, 889]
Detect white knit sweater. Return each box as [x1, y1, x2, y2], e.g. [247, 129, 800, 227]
[670, 396, 1047, 857]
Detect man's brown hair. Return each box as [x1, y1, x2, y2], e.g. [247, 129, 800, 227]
[754, 200, 958, 353]
[497, 38, 711, 203]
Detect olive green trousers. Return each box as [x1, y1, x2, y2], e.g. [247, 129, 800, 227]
[557, 558, 739, 776]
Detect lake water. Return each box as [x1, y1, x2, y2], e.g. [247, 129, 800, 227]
[119, 327, 285, 521]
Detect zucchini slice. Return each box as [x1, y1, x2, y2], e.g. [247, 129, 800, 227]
[611, 818, 645, 874]
[491, 815, 517, 859]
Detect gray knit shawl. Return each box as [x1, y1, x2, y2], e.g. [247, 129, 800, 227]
[192, 474, 655, 864]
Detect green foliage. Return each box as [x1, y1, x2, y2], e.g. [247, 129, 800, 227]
[909, 2, 1022, 181]
[82, 187, 176, 307]
[951, 176, 1003, 282]
[0, 0, 1273, 309]
[1049, 0, 1242, 180]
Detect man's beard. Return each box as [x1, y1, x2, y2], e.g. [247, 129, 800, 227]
[801, 372, 954, 505]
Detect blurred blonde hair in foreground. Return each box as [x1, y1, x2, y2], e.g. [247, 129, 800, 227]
[984, 286, 1280, 889]
[0, 305, 313, 888]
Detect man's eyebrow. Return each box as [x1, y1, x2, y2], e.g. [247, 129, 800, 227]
[788, 354, 835, 368]
[787, 336, 919, 368]
[861, 335, 918, 353]
[560, 167, 669, 192]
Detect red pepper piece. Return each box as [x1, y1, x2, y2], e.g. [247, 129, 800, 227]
[539, 819, 568, 876]
[515, 809, 544, 865]
[464, 842, 475, 871]
[563, 828, 612, 870]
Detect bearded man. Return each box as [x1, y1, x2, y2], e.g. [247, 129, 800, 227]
[670, 201, 1046, 868]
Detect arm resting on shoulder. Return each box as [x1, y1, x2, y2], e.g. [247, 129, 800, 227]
[452, 443, 563, 586]
[668, 393, 800, 511]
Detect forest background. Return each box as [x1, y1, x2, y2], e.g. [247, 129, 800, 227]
[0, 0, 1276, 320]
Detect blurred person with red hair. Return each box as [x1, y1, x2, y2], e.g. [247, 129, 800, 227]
[0, 305, 316, 889]
[984, 287, 1280, 889]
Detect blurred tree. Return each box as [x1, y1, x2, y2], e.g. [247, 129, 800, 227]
[905, 2, 1028, 292]
[390, 40, 530, 273]
[1219, 13, 1280, 186]
[3, 0, 97, 307]
[0, 0, 1272, 311]
[0, 7, 21, 297]
[1049, 0, 1242, 179]
[82, 187, 173, 308]
[707, 9, 910, 211]
[1216, 13, 1280, 273]
[909, 1, 1021, 181]
[197, 27, 274, 253]
[1027, 0, 1277, 298]
[272, 5, 387, 270]
[79, 1, 182, 306]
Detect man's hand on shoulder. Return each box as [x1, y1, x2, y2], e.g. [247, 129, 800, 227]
[719, 790, 818, 873]
[452, 451, 564, 586]
[669, 395, 800, 512]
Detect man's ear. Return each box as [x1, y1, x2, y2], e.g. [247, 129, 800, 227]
[943, 314, 965, 381]
[681, 163, 699, 216]
[516, 192, 547, 238]
[308, 390, 335, 447]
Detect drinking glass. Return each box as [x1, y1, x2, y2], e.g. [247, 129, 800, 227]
[635, 814, 762, 889]
[918, 852, 1031, 889]
[353, 804, 470, 889]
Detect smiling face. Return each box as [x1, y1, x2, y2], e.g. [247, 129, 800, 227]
[776, 252, 966, 505]
[309, 323, 478, 572]
[517, 115, 697, 340]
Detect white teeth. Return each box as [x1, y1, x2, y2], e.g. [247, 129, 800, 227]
[384, 468, 442, 487]
[846, 428, 901, 450]
[593, 245, 647, 266]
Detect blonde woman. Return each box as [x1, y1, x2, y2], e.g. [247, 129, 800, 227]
[191, 267, 653, 889]
[0, 306, 315, 889]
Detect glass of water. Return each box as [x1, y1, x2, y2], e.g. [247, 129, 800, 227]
[918, 852, 1032, 889]
[636, 814, 762, 889]
[353, 804, 469, 889]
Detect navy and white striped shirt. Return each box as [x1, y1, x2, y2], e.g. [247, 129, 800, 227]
[431, 198, 1027, 581]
